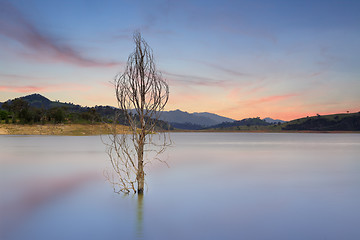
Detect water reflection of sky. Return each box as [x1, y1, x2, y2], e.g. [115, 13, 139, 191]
[1, 133, 360, 240]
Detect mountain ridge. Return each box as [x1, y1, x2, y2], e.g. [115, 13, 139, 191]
[1, 94, 358, 131]
[0, 94, 237, 128]
[1, 94, 288, 127]
[159, 109, 235, 127]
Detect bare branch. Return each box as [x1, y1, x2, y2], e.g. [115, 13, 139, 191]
[105, 31, 171, 194]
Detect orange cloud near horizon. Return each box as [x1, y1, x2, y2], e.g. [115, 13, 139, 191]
[0, 85, 46, 93]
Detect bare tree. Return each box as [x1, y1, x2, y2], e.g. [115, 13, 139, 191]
[104, 31, 170, 194]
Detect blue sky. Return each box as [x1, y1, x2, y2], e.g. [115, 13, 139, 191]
[0, 0, 359, 120]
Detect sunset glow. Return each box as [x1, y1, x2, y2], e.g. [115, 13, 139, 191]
[1, 0, 359, 121]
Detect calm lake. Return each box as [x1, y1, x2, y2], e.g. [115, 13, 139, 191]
[1, 133, 360, 240]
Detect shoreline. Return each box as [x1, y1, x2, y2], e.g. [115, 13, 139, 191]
[1, 124, 359, 136]
[0, 123, 129, 136]
[171, 129, 360, 134]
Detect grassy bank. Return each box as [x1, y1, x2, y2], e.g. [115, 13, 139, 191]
[1, 123, 358, 136]
[0, 123, 129, 136]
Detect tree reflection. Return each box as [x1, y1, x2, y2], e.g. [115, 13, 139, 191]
[136, 194, 144, 239]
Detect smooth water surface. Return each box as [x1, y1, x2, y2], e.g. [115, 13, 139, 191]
[1, 133, 360, 240]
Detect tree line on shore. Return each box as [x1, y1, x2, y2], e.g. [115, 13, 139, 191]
[0, 94, 171, 130]
[0, 96, 121, 125]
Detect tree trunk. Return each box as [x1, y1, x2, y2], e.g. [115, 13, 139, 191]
[137, 140, 145, 194]
[109, 31, 170, 194]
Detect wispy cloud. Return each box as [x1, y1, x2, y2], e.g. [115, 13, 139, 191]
[246, 93, 298, 106]
[162, 70, 234, 88]
[309, 72, 323, 77]
[0, 73, 52, 81]
[0, 83, 91, 93]
[0, 2, 118, 67]
[226, 88, 242, 101]
[217, 22, 277, 44]
[112, 34, 132, 41]
[200, 62, 248, 77]
[0, 85, 46, 93]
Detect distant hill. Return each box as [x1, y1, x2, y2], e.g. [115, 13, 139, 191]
[20, 94, 53, 108]
[282, 113, 360, 131]
[0, 93, 124, 125]
[207, 117, 271, 130]
[263, 117, 286, 124]
[192, 112, 234, 124]
[159, 109, 235, 128]
[5, 93, 85, 111]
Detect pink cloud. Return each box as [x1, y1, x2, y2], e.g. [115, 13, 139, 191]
[0, 83, 91, 93]
[247, 93, 298, 106]
[213, 93, 300, 120]
[99, 81, 114, 89]
[0, 85, 46, 93]
[0, 73, 52, 81]
[247, 86, 266, 94]
[0, 2, 118, 67]
[227, 88, 241, 101]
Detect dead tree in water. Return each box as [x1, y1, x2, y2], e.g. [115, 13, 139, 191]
[105, 32, 170, 194]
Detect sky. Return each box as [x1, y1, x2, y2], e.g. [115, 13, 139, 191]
[0, 0, 359, 121]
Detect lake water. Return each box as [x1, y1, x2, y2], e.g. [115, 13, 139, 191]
[1, 133, 360, 240]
